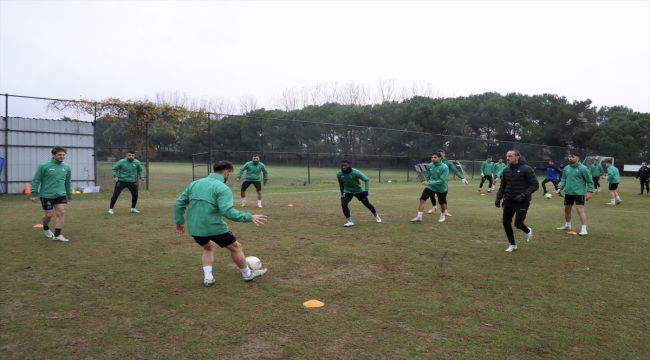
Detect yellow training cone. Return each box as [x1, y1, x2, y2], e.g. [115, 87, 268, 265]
[303, 299, 324, 308]
[567, 231, 577, 235]
[33, 224, 43, 228]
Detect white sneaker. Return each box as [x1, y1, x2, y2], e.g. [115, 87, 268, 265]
[526, 227, 533, 242]
[130, 208, 140, 213]
[241, 203, 246, 207]
[410, 217, 422, 223]
[505, 244, 517, 252]
[203, 278, 215, 287]
[258, 204, 263, 208]
[438, 215, 445, 223]
[374, 215, 382, 223]
[53, 235, 69, 242]
[108, 209, 114, 215]
[343, 221, 354, 227]
[615, 199, 622, 205]
[44, 229, 54, 239]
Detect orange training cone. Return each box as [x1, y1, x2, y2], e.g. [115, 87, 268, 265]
[25, 183, 31, 196]
[303, 299, 324, 308]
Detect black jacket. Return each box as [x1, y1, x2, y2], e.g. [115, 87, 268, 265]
[637, 166, 650, 181]
[496, 157, 539, 202]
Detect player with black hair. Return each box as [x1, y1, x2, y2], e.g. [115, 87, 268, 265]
[337, 160, 381, 227]
[109, 150, 145, 214]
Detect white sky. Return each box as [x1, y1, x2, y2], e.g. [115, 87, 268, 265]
[1, 1, 649, 113]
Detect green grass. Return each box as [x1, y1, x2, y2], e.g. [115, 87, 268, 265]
[2, 164, 649, 359]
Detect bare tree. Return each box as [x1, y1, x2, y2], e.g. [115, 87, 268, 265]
[239, 94, 259, 115]
[376, 78, 396, 103]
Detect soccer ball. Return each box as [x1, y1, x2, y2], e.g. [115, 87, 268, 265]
[387, 180, 392, 183]
[246, 256, 262, 270]
[545, 193, 552, 199]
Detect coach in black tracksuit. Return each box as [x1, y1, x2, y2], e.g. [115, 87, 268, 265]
[495, 151, 539, 252]
[636, 162, 650, 195]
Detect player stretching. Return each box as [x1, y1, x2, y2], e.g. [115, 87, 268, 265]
[174, 160, 268, 286]
[109, 150, 145, 214]
[237, 154, 268, 208]
[427, 149, 469, 216]
[411, 152, 449, 223]
[555, 152, 594, 235]
[30, 146, 73, 242]
[337, 160, 381, 227]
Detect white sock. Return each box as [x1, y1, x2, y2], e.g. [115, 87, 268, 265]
[440, 214, 445, 219]
[610, 199, 616, 204]
[240, 267, 251, 278]
[616, 196, 621, 201]
[417, 212, 423, 218]
[581, 225, 587, 231]
[242, 197, 247, 203]
[203, 266, 213, 280]
[566, 222, 571, 227]
[432, 206, 437, 209]
[258, 200, 262, 205]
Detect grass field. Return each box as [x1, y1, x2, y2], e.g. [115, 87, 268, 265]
[2, 163, 649, 359]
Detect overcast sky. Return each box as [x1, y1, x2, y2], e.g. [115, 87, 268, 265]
[1, 1, 649, 114]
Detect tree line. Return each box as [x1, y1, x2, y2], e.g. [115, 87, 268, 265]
[49, 91, 650, 165]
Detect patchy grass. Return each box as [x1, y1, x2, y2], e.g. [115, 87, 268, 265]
[2, 171, 649, 359]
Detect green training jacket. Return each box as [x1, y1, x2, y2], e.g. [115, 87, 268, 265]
[31, 158, 72, 199]
[480, 160, 495, 176]
[606, 165, 620, 184]
[174, 173, 252, 236]
[558, 162, 594, 195]
[441, 158, 464, 179]
[337, 168, 370, 194]
[237, 161, 269, 182]
[112, 158, 144, 182]
[589, 163, 604, 177]
[426, 161, 449, 193]
[494, 162, 507, 177]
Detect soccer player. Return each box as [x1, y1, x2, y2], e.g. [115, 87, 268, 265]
[174, 160, 268, 286]
[337, 160, 381, 227]
[478, 155, 495, 194]
[635, 162, 649, 195]
[534, 160, 561, 196]
[589, 159, 605, 192]
[237, 154, 268, 208]
[492, 157, 506, 190]
[495, 150, 539, 252]
[411, 152, 449, 223]
[555, 152, 594, 235]
[30, 146, 73, 242]
[109, 150, 145, 214]
[604, 160, 622, 205]
[427, 149, 469, 216]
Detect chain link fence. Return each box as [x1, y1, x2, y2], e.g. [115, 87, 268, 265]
[2, 94, 645, 193]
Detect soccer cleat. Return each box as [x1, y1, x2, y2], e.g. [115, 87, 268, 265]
[477, 189, 481, 193]
[130, 208, 140, 213]
[444, 212, 452, 217]
[505, 244, 517, 252]
[53, 235, 69, 242]
[374, 215, 382, 223]
[343, 221, 355, 227]
[556, 225, 571, 230]
[44, 229, 54, 239]
[410, 217, 422, 223]
[526, 227, 533, 242]
[203, 278, 215, 287]
[244, 268, 267, 281]
[241, 203, 246, 207]
[615, 200, 622, 205]
[427, 207, 437, 214]
[578, 230, 588, 236]
[108, 209, 114, 215]
[487, 189, 492, 193]
[438, 215, 445, 223]
[258, 204, 263, 208]
[606, 202, 616, 205]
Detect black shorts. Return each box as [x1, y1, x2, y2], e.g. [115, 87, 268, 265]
[419, 188, 447, 204]
[192, 231, 237, 247]
[241, 181, 262, 192]
[609, 183, 619, 190]
[564, 194, 585, 206]
[40, 196, 67, 210]
[341, 192, 368, 204]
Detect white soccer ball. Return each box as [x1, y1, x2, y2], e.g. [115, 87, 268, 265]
[545, 193, 552, 199]
[387, 180, 392, 183]
[246, 256, 262, 270]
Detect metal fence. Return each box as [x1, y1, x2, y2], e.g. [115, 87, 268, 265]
[2, 93, 644, 193]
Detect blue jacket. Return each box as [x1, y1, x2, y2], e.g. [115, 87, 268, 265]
[537, 164, 560, 181]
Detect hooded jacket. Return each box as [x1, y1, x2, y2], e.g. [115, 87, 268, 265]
[496, 157, 539, 202]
